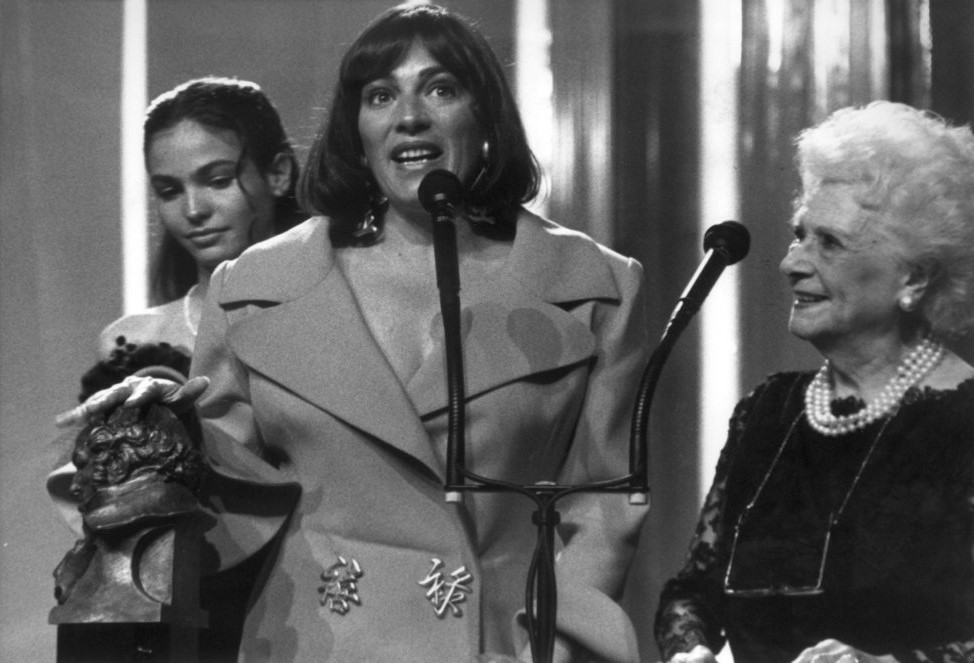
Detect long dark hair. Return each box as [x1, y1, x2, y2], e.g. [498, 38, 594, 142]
[299, 3, 541, 245]
[144, 77, 303, 304]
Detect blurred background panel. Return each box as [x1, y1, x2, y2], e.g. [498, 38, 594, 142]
[2, 0, 972, 660]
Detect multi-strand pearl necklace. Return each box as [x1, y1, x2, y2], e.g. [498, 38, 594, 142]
[804, 335, 945, 437]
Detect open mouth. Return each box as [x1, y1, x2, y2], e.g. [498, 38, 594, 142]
[391, 144, 442, 165]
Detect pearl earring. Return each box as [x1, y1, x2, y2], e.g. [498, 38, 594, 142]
[899, 294, 916, 312]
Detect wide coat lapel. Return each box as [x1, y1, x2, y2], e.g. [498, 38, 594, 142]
[212, 212, 621, 477]
[215, 218, 442, 477]
[407, 211, 622, 416]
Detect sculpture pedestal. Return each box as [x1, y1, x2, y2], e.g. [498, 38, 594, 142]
[55, 623, 199, 663]
[50, 511, 211, 663]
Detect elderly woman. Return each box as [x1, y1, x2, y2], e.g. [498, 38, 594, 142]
[59, 4, 649, 662]
[654, 101, 974, 663]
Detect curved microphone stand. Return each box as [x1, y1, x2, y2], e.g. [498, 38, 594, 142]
[420, 170, 750, 663]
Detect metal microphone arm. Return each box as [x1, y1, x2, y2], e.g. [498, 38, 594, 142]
[629, 220, 750, 503]
[419, 170, 467, 503]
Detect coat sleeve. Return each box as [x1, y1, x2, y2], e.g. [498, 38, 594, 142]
[518, 254, 650, 663]
[190, 262, 300, 572]
[192, 262, 264, 457]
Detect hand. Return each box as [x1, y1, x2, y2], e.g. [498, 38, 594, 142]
[55, 375, 209, 427]
[665, 644, 719, 663]
[791, 639, 898, 663]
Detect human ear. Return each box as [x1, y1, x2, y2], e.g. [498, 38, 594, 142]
[266, 152, 294, 197]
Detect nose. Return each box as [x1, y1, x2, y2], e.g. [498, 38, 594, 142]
[395, 94, 431, 135]
[182, 187, 212, 223]
[779, 238, 810, 278]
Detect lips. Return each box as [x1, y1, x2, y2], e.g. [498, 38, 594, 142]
[391, 142, 442, 164]
[185, 228, 227, 245]
[793, 291, 827, 304]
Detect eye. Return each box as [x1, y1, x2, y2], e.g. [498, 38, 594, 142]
[207, 175, 235, 190]
[819, 232, 842, 249]
[363, 86, 393, 108]
[152, 182, 181, 201]
[429, 80, 459, 99]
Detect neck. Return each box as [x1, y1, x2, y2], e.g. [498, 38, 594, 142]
[817, 329, 924, 401]
[804, 332, 945, 436]
[381, 204, 489, 257]
[195, 265, 212, 295]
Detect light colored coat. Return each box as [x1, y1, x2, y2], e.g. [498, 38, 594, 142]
[193, 210, 650, 662]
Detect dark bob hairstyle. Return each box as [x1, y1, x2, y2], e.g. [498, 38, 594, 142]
[299, 3, 541, 244]
[144, 77, 303, 304]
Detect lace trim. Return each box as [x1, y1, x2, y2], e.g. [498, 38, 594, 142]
[653, 372, 974, 661]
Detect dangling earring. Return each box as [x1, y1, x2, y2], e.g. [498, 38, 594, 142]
[467, 140, 495, 226]
[354, 194, 385, 241]
[899, 294, 917, 312]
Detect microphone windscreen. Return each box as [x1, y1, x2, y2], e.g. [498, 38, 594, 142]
[703, 221, 750, 264]
[418, 169, 463, 213]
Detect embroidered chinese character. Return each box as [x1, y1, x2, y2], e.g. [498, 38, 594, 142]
[319, 556, 363, 614]
[418, 557, 473, 617]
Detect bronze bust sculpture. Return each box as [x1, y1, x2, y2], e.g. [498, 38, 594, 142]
[50, 402, 210, 626]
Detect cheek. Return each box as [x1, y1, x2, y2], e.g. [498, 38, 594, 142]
[226, 195, 260, 232]
[357, 115, 381, 156]
[155, 202, 183, 232]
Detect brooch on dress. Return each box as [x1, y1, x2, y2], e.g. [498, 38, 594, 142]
[418, 557, 473, 617]
[319, 556, 363, 615]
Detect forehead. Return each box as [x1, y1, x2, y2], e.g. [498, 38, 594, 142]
[147, 120, 242, 172]
[373, 41, 443, 82]
[797, 182, 869, 232]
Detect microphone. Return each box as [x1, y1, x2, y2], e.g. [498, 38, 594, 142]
[666, 221, 750, 335]
[629, 221, 749, 504]
[419, 170, 467, 503]
[419, 169, 464, 295]
[419, 169, 463, 223]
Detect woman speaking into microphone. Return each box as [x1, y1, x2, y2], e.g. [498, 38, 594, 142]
[58, 4, 650, 661]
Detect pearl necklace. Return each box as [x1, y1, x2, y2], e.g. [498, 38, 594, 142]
[182, 284, 199, 336]
[804, 335, 945, 437]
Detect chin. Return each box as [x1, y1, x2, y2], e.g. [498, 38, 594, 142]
[787, 316, 819, 342]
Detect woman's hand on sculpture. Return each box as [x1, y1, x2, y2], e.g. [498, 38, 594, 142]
[665, 644, 719, 663]
[55, 375, 210, 427]
[791, 639, 898, 663]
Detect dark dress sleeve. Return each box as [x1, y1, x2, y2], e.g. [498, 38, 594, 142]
[652, 382, 768, 661]
[899, 475, 974, 663]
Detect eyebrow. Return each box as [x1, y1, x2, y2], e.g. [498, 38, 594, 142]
[150, 158, 240, 181]
[366, 64, 455, 90]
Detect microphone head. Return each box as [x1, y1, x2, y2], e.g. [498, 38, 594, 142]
[703, 221, 750, 265]
[418, 169, 463, 213]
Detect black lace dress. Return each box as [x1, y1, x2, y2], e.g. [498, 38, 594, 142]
[654, 372, 974, 663]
